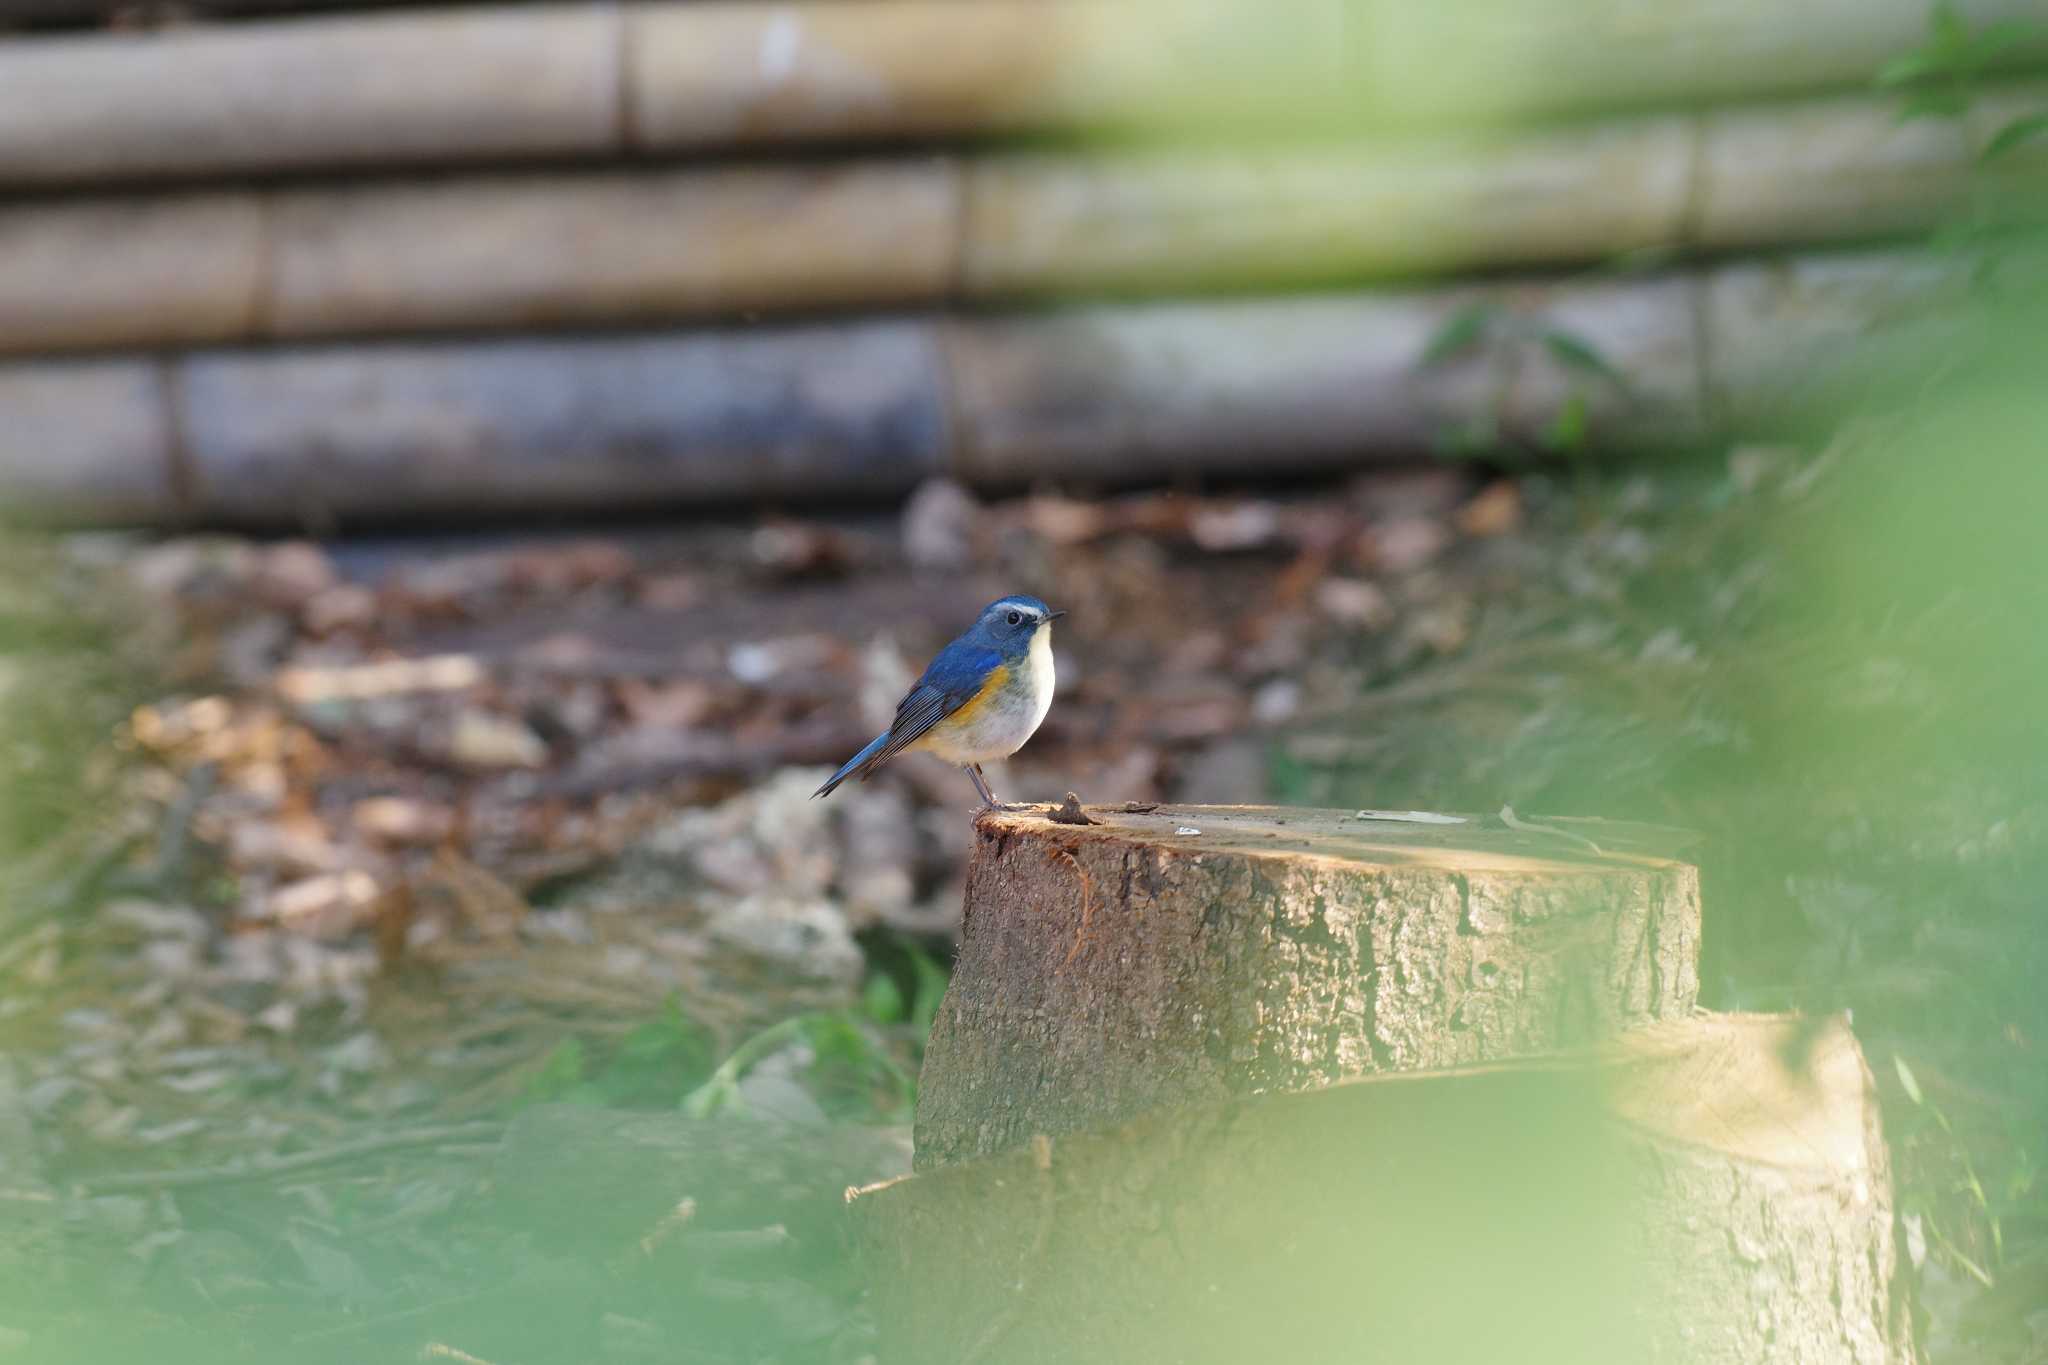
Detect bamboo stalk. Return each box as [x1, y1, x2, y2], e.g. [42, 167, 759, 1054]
[958, 121, 1695, 297]
[1701, 92, 1980, 248]
[2, 0, 2045, 186]
[0, 251, 1970, 526]
[173, 321, 951, 523]
[943, 277, 1705, 487]
[0, 4, 619, 185]
[1, 84, 2036, 355]
[1703, 252, 1985, 425]
[0, 195, 263, 351]
[0, 359, 176, 523]
[263, 163, 961, 338]
[627, 1, 1107, 148]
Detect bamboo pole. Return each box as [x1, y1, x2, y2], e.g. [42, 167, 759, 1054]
[944, 279, 1702, 487]
[626, 1, 1110, 148]
[0, 4, 619, 185]
[0, 360, 176, 523]
[3, 0, 2046, 186]
[0, 194, 263, 351]
[958, 121, 1695, 297]
[1704, 252, 1985, 426]
[0, 251, 1969, 526]
[173, 321, 950, 523]
[2, 85, 2039, 356]
[263, 163, 960, 338]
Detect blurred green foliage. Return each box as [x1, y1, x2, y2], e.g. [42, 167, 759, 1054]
[0, 541, 145, 862]
[1421, 299, 1626, 463]
[523, 995, 717, 1109]
[1878, 1, 2045, 123]
[519, 938, 947, 1123]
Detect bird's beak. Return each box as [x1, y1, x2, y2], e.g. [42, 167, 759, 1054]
[1046, 609, 1068, 621]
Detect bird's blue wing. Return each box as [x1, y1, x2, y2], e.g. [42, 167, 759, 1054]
[863, 640, 1003, 769]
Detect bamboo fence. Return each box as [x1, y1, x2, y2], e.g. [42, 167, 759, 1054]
[0, 0, 2039, 522]
[0, 252, 1974, 524]
[0, 85, 2041, 356]
[3, 0, 2046, 185]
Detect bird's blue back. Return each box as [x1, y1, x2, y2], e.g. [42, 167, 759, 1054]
[916, 633, 1005, 699]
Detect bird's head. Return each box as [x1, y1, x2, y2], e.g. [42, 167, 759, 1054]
[977, 595, 1065, 655]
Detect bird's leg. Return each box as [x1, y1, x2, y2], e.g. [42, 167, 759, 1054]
[968, 764, 1036, 813]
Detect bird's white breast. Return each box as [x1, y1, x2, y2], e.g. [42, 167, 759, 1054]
[1022, 623, 1056, 737]
[917, 625, 1057, 765]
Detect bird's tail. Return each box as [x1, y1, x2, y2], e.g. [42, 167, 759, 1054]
[813, 730, 890, 798]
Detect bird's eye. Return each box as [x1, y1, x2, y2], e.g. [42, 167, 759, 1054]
[1006, 611, 1023, 626]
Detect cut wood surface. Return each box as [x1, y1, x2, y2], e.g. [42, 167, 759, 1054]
[855, 1013, 1913, 1365]
[913, 804, 1701, 1169]
[3, 0, 2045, 184]
[0, 251, 1974, 525]
[3, 86, 2042, 355]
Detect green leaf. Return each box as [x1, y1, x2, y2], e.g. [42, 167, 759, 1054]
[1876, 52, 1937, 87]
[2006, 1155, 2036, 1203]
[1899, 87, 1972, 121]
[1894, 1053, 1925, 1106]
[1928, 214, 1991, 255]
[1539, 329, 1622, 383]
[863, 970, 906, 1023]
[1931, 1, 1971, 54]
[525, 1037, 587, 1102]
[1420, 302, 1497, 366]
[1433, 414, 1500, 459]
[907, 945, 951, 1039]
[1972, 18, 2038, 56]
[1540, 391, 1590, 455]
[1602, 243, 1682, 275]
[1983, 111, 2048, 160]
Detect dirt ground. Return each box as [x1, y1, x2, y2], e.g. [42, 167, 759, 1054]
[1, 429, 2043, 1361]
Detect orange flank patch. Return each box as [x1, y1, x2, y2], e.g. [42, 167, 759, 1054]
[926, 664, 1007, 739]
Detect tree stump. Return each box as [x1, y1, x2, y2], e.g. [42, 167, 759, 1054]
[854, 1014, 1914, 1365]
[915, 804, 1702, 1167]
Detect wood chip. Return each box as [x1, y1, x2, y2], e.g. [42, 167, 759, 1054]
[1046, 794, 1096, 826]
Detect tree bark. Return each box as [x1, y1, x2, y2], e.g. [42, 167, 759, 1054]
[915, 804, 1701, 1168]
[855, 1013, 1914, 1365]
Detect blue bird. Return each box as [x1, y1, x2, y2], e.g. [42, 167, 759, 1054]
[814, 595, 1065, 809]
